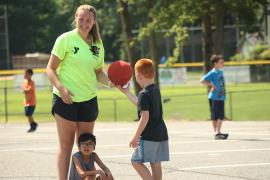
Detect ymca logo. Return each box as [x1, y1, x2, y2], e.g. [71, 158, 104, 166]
[90, 45, 100, 57]
[72, 47, 79, 54]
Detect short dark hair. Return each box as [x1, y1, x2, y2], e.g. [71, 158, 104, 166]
[210, 54, 224, 65]
[25, 69, 33, 75]
[78, 132, 96, 145]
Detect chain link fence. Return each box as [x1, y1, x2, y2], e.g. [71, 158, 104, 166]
[0, 85, 269, 123]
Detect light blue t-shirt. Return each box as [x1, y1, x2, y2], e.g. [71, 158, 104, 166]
[202, 68, 226, 101]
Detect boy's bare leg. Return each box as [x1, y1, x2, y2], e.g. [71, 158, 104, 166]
[27, 116, 34, 124]
[216, 119, 223, 133]
[76, 121, 95, 144]
[132, 162, 152, 180]
[150, 162, 162, 180]
[212, 120, 217, 133]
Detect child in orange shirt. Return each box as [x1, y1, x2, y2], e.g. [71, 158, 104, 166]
[22, 69, 38, 132]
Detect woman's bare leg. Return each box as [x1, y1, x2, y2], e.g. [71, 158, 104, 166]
[76, 121, 95, 143]
[55, 114, 76, 180]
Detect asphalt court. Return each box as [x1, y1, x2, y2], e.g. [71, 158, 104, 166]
[0, 121, 270, 180]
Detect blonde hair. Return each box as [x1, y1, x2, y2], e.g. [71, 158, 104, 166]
[73, 4, 101, 43]
[135, 58, 155, 79]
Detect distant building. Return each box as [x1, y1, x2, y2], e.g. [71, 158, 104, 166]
[12, 53, 49, 69]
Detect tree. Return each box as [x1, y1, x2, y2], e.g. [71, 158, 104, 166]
[147, 0, 160, 87]
[201, 1, 213, 73]
[118, 0, 141, 94]
[141, 0, 266, 72]
[2, 0, 59, 54]
[0, 0, 123, 63]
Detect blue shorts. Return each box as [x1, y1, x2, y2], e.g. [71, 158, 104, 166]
[209, 99, 224, 120]
[131, 138, 169, 163]
[52, 94, 98, 122]
[24, 106, 35, 116]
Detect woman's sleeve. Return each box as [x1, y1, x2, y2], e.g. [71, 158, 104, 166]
[95, 42, 105, 70]
[51, 34, 67, 61]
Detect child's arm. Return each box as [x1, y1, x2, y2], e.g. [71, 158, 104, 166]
[93, 152, 114, 178]
[117, 84, 138, 106]
[23, 87, 31, 92]
[22, 83, 31, 93]
[72, 156, 96, 178]
[130, 110, 149, 148]
[200, 79, 216, 91]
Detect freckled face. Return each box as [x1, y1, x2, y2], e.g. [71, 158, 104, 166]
[75, 9, 95, 35]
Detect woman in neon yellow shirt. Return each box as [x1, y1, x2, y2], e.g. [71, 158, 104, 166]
[47, 4, 113, 180]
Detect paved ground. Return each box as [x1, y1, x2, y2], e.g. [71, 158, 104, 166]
[0, 121, 270, 180]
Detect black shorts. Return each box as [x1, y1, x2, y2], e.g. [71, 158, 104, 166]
[52, 94, 99, 122]
[209, 99, 224, 121]
[24, 106, 35, 116]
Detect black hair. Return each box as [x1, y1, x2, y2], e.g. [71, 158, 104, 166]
[78, 132, 96, 145]
[26, 68, 33, 75]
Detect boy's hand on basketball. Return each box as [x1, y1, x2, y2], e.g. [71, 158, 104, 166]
[116, 83, 130, 94]
[59, 86, 73, 104]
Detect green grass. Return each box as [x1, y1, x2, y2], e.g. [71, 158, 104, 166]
[0, 83, 270, 123]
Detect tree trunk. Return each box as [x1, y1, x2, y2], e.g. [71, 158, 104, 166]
[202, 10, 212, 74]
[118, 0, 141, 95]
[213, 0, 225, 55]
[147, 0, 160, 88]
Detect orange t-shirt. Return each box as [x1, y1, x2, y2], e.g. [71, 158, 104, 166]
[22, 79, 36, 106]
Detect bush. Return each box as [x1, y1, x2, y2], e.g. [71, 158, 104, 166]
[259, 49, 270, 60]
[230, 43, 270, 61]
[249, 44, 269, 60]
[230, 53, 244, 61]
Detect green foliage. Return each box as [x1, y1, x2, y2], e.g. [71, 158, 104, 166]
[230, 43, 270, 61]
[260, 49, 270, 60]
[3, 0, 59, 54]
[249, 44, 269, 60]
[0, 0, 267, 64]
[133, 0, 196, 64]
[1, 0, 122, 61]
[226, 0, 265, 33]
[230, 53, 244, 61]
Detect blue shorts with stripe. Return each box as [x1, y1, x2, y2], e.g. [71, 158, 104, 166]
[131, 138, 169, 163]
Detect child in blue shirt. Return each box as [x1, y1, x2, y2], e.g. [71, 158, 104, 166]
[200, 54, 229, 140]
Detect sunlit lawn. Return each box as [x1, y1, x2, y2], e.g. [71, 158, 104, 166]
[0, 82, 269, 123]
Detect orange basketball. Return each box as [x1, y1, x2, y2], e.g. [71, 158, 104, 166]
[108, 60, 132, 86]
